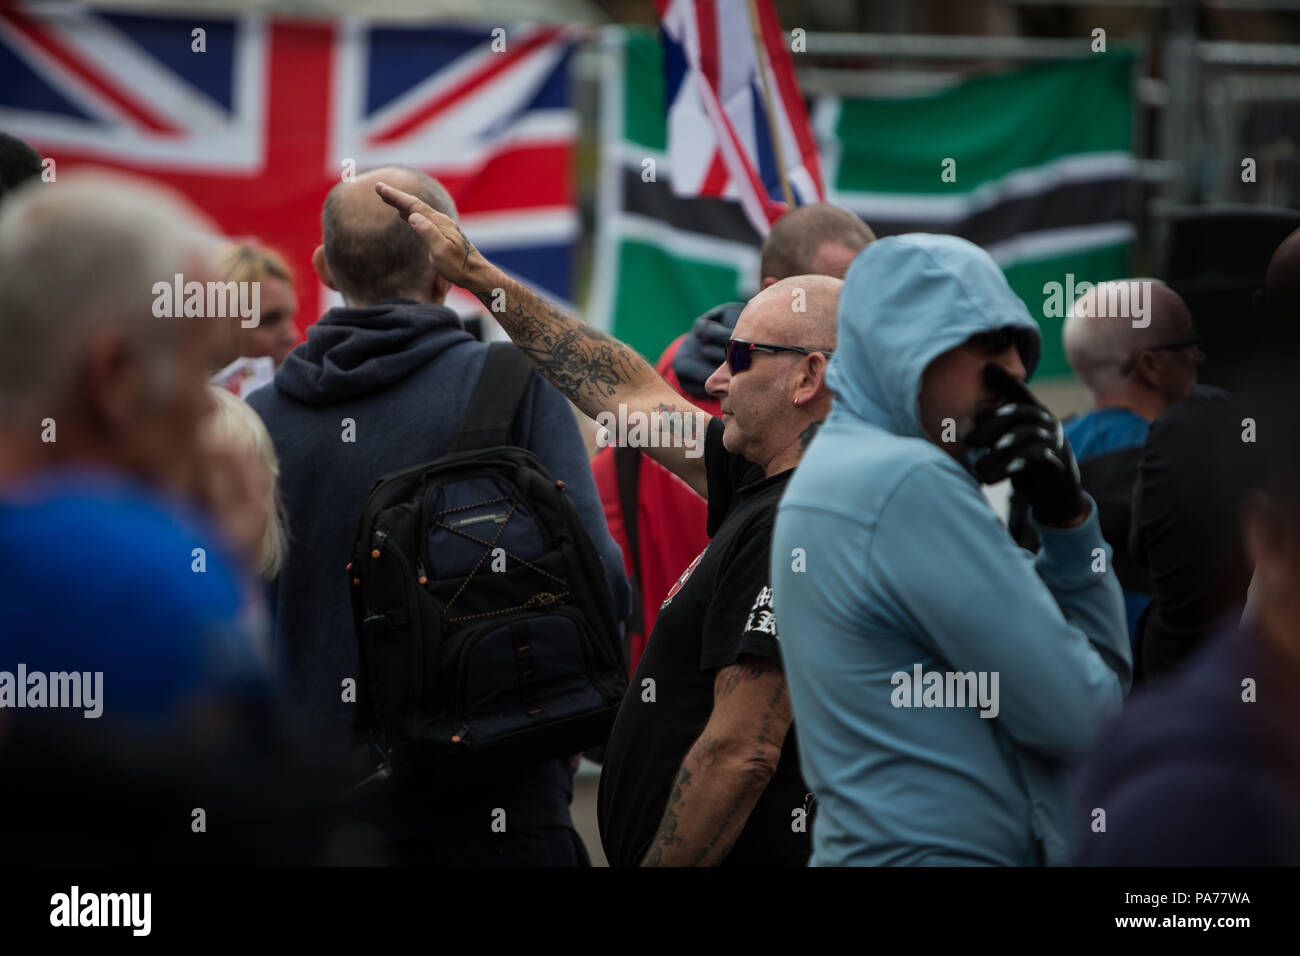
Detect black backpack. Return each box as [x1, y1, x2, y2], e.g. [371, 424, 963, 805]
[348, 343, 627, 773]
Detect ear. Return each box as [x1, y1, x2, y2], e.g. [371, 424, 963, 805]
[1133, 350, 1161, 390]
[760, 276, 778, 290]
[311, 244, 337, 290]
[82, 331, 137, 436]
[432, 271, 451, 305]
[793, 352, 830, 405]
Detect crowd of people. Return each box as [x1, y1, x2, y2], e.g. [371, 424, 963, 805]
[1, 126, 1297, 866]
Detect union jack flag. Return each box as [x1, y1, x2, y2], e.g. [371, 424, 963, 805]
[655, 0, 824, 236]
[0, 4, 580, 333]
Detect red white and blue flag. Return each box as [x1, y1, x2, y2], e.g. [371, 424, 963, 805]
[655, 0, 824, 235]
[0, 4, 579, 334]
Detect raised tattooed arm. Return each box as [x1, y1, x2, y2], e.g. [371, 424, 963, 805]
[640, 655, 792, 866]
[375, 181, 711, 497]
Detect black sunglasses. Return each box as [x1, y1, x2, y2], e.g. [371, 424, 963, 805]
[1119, 336, 1205, 376]
[726, 339, 834, 374]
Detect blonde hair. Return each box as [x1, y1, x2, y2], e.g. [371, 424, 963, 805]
[220, 241, 293, 286]
[207, 387, 287, 579]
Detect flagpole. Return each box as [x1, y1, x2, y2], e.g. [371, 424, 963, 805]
[746, 0, 797, 209]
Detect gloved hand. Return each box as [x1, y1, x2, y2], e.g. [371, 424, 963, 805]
[966, 363, 1086, 526]
[672, 301, 745, 399]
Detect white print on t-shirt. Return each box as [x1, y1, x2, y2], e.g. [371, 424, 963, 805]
[660, 546, 709, 610]
[743, 585, 779, 639]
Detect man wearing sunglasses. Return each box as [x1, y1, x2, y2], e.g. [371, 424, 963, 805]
[375, 180, 844, 866]
[770, 234, 1131, 866]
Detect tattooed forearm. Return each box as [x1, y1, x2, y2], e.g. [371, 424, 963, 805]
[470, 271, 658, 418]
[640, 659, 791, 866]
[642, 764, 692, 866]
[798, 419, 824, 452]
[689, 785, 752, 866]
[713, 657, 771, 701]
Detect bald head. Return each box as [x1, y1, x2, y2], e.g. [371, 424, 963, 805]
[1063, 279, 1199, 416]
[320, 165, 457, 306]
[703, 274, 841, 474]
[760, 204, 874, 288]
[741, 274, 841, 350]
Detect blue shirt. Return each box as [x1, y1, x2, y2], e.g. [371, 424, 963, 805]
[0, 470, 266, 727]
[1063, 407, 1148, 463]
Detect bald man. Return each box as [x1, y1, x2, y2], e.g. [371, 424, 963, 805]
[247, 166, 629, 866]
[377, 178, 836, 867]
[1063, 280, 1202, 446]
[1040, 280, 1201, 641]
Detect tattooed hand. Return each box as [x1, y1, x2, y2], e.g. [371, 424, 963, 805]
[374, 181, 485, 288]
[375, 180, 712, 499]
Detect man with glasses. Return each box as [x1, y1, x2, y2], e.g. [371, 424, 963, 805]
[1011, 281, 1202, 645]
[1062, 280, 1202, 450]
[374, 180, 842, 866]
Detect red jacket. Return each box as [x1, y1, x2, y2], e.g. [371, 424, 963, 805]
[591, 336, 721, 672]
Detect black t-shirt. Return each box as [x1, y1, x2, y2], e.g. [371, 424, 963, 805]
[596, 417, 811, 866]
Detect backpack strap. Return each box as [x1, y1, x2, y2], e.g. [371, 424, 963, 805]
[449, 341, 535, 452]
[614, 445, 645, 640]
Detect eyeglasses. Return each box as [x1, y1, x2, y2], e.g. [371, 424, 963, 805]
[726, 339, 834, 375]
[1119, 336, 1205, 376]
[967, 327, 1023, 355]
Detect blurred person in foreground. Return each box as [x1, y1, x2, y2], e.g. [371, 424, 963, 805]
[1074, 234, 1300, 864]
[201, 387, 287, 583]
[0, 131, 43, 203]
[771, 235, 1131, 866]
[0, 173, 342, 864]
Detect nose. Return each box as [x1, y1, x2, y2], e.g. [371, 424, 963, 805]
[704, 357, 730, 400]
[996, 344, 1027, 382]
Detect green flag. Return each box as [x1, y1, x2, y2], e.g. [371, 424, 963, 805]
[591, 27, 1136, 378]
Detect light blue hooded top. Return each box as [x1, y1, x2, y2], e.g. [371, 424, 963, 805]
[771, 234, 1132, 866]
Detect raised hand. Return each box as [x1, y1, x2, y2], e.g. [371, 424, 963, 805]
[966, 363, 1087, 527]
[374, 181, 484, 289]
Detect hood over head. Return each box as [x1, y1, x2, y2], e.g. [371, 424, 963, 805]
[827, 233, 1041, 439]
[274, 300, 473, 405]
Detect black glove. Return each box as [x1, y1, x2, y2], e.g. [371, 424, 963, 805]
[965, 363, 1086, 526]
[672, 301, 744, 399]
